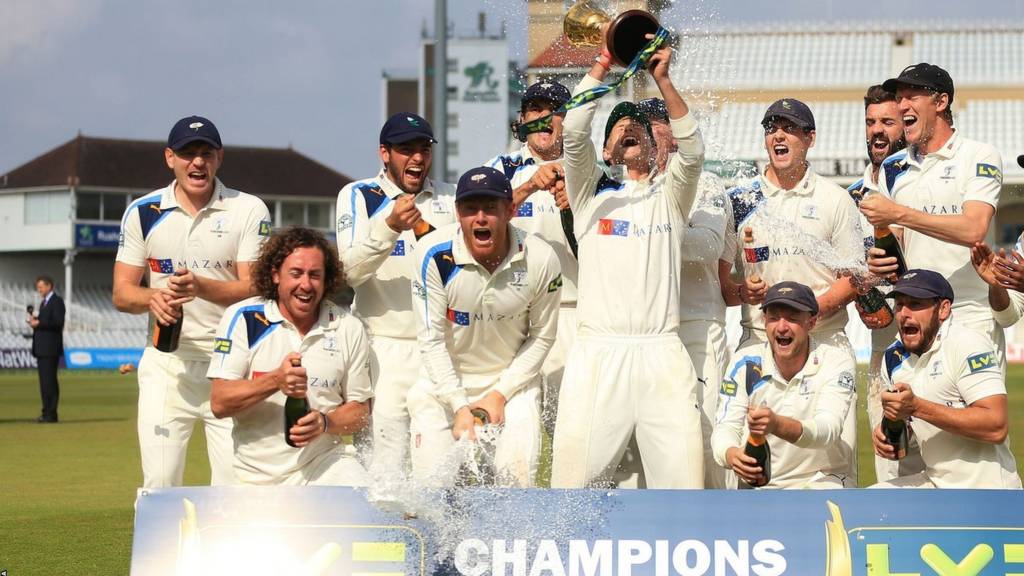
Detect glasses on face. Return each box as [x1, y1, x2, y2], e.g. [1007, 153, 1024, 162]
[763, 122, 807, 136]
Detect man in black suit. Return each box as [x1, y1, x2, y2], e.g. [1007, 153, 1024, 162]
[29, 276, 65, 423]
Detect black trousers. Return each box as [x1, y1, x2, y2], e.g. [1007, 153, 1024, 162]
[37, 355, 60, 421]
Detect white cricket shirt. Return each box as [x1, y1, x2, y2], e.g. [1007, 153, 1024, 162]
[680, 173, 734, 325]
[563, 75, 704, 336]
[413, 223, 561, 413]
[336, 171, 456, 339]
[206, 297, 372, 485]
[116, 179, 271, 360]
[882, 322, 1020, 488]
[878, 131, 1003, 327]
[712, 339, 857, 488]
[728, 168, 864, 339]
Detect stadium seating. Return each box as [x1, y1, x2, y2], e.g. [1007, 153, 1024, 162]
[0, 282, 146, 350]
[914, 32, 1024, 87]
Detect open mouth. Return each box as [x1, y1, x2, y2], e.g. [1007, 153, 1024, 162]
[774, 334, 794, 348]
[903, 114, 918, 129]
[188, 170, 208, 184]
[900, 322, 920, 337]
[871, 137, 890, 153]
[294, 292, 314, 306]
[472, 228, 493, 243]
[622, 136, 639, 148]
[772, 143, 790, 160]
[405, 165, 424, 182]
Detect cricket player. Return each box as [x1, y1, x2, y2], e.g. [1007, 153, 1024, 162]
[724, 98, 864, 484]
[863, 63, 1006, 372]
[641, 96, 736, 488]
[847, 85, 924, 483]
[113, 116, 271, 487]
[971, 235, 1024, 330]
[208, 228, 372, 486]
[407, 166, 561, 487]
[871, 270, 1021, 489]
[713, 282, 856, 489]
[484, 80, 577, 432]
[335, 113, 456, 474]
[550, 33, 705, 489]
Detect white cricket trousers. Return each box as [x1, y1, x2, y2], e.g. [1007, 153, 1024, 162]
[551, 333, 704, 489]
[366, 335, 421, 475]
[406, 376, 541, 487]
[679, 320, 728, 489]
[284, 447, 371, 487]
[541, 305, 577, 434]
[137, 347, 235, 487]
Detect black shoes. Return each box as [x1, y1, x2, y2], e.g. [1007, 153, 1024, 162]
[36, 415, 58, 423]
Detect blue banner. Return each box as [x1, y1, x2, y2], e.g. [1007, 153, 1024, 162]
[75, 223, 122, 248]
[131, 486, 1024, 575]
[64, 347, 142, 369]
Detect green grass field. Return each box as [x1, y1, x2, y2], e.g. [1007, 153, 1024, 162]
[1, 367, 1023, 574]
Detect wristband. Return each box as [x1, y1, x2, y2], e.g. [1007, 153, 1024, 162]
[595, 51, 612, 71]
[320, 411, 328, 433]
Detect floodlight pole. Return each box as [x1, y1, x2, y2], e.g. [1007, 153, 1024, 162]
[433, 0, 448, 184]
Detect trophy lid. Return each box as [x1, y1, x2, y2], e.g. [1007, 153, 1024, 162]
[607, 10, 660, 66]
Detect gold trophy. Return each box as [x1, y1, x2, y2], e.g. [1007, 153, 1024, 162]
[564, 0, 660, 66]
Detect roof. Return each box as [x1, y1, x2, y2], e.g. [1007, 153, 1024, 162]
[0, 135, 351, 198]
[528, 33, 593, 69]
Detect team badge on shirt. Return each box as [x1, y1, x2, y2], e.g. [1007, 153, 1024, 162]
[837, 371, 855, 392]
[744, 245, 769, 263]
[147, 258, 175, 274]
[516, 202, 534, 217]
[546, 274, 563, 293]
[391, 240, 406, 256]
[258, 220, 272, 236]
[967, 352, 995, 373]
[976, 163, 1002, 181]
[720, 380, 737, 397]
[213, 338, 232, 354]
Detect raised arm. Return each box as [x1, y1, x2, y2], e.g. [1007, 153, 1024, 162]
[563, 52, 612, 218]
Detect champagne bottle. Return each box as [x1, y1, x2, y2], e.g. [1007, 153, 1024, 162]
[153, 270, 186, 353]
[284, 357, 309, 448]
[881, 384, 908, 460]
[856, 286, 894, 328]
[743, 227, 762, 283]
[873, 226, 907, 279]
[743, 432, 771, 487]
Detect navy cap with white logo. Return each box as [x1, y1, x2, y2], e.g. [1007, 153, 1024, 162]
[761, 281, 819, 316]
[455, 167, 512, 203]
[522, 81, 571, 110]
[379, 113, 437, 145]
[638, 97, 669, 122]
[886, 269, 955, 302]
[761, 99, 815, 131]
[167, 116, 222, 151]
[883, 62, 955, 104]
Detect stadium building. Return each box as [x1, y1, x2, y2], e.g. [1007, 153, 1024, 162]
[0, 134, 349, 368]
[526, 5, 1024, 359]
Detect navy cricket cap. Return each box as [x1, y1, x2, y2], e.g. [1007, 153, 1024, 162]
[762, 99, 815, 131]
[761, 281, 819, 316]
[638, 97, 669, 122]
[522, 81, 571, 110]
[604, 101, 654, 147]
[167, 116, 222, 150]
[455, 167, 512, 202]
[886, 269, 955, 302]
[379, 113, 437, 145]
[883, 63, 955, 104]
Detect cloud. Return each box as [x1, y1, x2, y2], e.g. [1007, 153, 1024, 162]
[0, 0, 102, 67]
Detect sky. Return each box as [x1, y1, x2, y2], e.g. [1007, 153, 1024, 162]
[2, 0, 1022, 180]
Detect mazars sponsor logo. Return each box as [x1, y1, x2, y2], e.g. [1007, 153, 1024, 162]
[454, 538, 786, 576]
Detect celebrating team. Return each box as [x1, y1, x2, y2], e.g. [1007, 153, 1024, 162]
[115, 29, 1022, 490]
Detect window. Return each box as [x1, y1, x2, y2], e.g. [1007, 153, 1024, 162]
[280, 201, 305, 226]
[76, 192, 102, 220]
[103, 193, 128, 220]
[25, 191, 71, 225]
[307, 203, 331, 229]
[447, 112, 459, 128]
[1002, 224, 1024, 247]
[447, 58, 458, 74]
[447, 86, 458, 101]
[447, 140, 459, 156]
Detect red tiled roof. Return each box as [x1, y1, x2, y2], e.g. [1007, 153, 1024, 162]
[529, 34, 594, 69]
[0, 135, 351, 198]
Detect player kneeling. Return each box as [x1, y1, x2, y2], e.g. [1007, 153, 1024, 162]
[208, 227, 372, 486]
[713, 282, 856, 489]
[408, 167, 561, 487]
